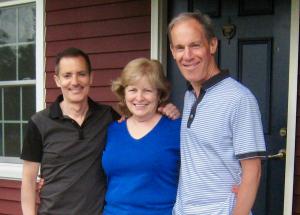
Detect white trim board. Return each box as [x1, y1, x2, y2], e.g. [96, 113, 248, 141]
[283, 0, 299, 214]
[0, 163, 22, 180]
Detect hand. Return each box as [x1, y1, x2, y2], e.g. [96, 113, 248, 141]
[37, 177, 45, 193]
[231, 184, 239, 195]
[158, 103, 180, 120]
[117, 115, 126, 123]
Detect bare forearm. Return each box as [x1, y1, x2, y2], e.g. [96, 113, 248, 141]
[21, 181, 37, 215]
[233, 159, 261, 215]
[21, 161, 40, 215]
[232, 179, 260, 214]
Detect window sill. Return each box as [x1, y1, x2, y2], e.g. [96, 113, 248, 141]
[0, 163, 22, 180]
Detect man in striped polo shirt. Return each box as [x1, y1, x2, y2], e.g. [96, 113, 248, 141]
[169, 12, 266, 215]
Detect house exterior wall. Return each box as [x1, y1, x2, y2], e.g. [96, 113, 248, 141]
[0, 0, 151, 214]
[45, 0, 151, 107]
[0, 180, 22, 215]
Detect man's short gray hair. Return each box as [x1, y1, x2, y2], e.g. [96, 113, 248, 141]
[168, 11, 216, 45]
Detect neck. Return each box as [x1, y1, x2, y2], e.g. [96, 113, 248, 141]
[60, 100, 89, 124]
[192, 65, 221, 97]
[127, 112, 162, 139]
[129, 112, 161, 124]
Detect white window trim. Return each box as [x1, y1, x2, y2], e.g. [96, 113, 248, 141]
[283, 0, 299, 214]
[0, 0, 45, 180]
[150, 0, 167, 73]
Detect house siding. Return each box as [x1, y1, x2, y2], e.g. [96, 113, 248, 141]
[0, 180, 22, 215]
[0, 0, 151, 214]
[45, 0, 151, 106]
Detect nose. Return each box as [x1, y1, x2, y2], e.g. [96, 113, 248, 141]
[136, 91, 144, 101]
[71, 75, 79, 85]
[183, 47, 193, 60]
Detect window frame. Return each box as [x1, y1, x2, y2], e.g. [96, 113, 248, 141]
[0, 0, 45, 180]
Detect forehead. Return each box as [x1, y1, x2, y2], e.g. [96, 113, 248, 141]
[58, 56, 88, 73]
[170, 19, 207, 44]
[127, 76, 156, 88]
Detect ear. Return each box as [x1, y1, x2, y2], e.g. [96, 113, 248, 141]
[89, 72, 94, 85]
[209, 37, 218, 55]
[54, 74, 61, 88]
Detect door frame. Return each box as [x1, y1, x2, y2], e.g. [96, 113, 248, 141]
[284, 0, 299, 214]
[150, 0, 299, 214]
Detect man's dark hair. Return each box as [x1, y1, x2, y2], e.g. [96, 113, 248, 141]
[55, 47, 92, 74]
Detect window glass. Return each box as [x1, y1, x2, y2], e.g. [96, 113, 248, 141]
[19, 44, 35, 80]
[18, 5, 35, 42]
[4, 87, 20, 121]
[0, 46, 17, 81]
[22, 86, 35, 120]
[0, 2, 36, 160]
[4, 123, 20, 156]
[0, 8, 16, 44]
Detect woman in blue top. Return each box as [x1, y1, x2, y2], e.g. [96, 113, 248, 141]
[102, 58, 181, 215]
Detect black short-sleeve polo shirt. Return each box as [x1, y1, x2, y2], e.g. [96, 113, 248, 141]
[21, 95, 120, 215]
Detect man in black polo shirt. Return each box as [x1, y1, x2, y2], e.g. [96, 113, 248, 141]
[21, 48, 120, 215]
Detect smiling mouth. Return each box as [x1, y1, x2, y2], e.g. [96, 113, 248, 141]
[183, 62, 200, 70]
[134, 104, 147, 107]
[69, 88, 84, 94]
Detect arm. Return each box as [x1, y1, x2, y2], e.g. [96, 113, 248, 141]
[232, 158, 261, 215]
[158, 103, 181, 120]
[21, 160, 40, 215]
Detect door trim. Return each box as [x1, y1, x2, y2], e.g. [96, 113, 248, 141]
[284, 0, 299, 214]
[150, 0, 168, 72]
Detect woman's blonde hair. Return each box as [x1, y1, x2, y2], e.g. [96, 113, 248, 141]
[111, 58, 170, 116]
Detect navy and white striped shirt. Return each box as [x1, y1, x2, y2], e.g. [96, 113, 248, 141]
[173, 71, 266, 215]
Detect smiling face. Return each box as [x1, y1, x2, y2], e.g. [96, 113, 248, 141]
[54, 56, 93, 105]
[170, 18, 218, 93]
[124, 76, 159, 121]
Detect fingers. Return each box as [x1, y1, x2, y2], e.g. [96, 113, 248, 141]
[231, 185, 239, 195]
[158, 103, 181, 120]
[117, 115, 126, 123]
[37, 178, 45, 193]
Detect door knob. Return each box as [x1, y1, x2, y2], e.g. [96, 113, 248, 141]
[267, 149, 286, 160]
[279, 128, 287, 137]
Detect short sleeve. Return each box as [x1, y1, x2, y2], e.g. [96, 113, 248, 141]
[232, 92, 266, 160]
[20, 119, 43, 162]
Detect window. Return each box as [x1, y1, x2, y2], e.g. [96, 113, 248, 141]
[0, 0, 44, 179]
[0, 2, 36, 159]
[0, 2, 36, 160]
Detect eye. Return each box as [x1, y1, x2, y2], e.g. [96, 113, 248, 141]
[79, 71, 88, 76]
[126, 87, 137, 92]
[174, 45, 185, 52]
[62, 73, 71, 79]
[144, 89, 153, 93]
[190, 43, 202, 49]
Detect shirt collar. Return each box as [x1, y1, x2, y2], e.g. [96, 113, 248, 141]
[187, 70, 230, 92]
[49, 95, 99, 119]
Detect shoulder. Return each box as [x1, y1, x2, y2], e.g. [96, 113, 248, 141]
[88, 97, 121, 120]
[215, 77, 258, 104]
[92, 102, 121, 120]
[161, 116, 181, 131]
[30, 107, 51, 124]
[108, 120, 125, 133]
